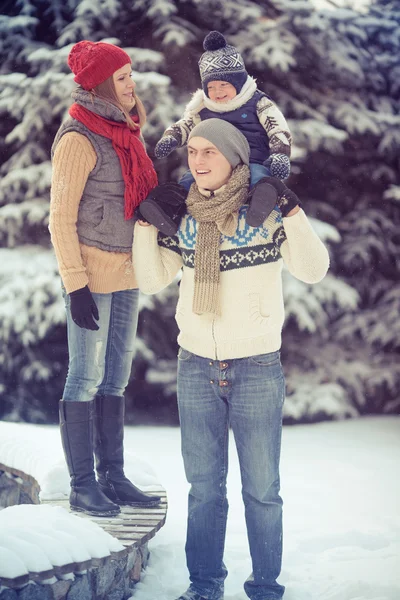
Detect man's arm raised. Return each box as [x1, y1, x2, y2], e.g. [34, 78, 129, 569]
[280, 209, 330, 284]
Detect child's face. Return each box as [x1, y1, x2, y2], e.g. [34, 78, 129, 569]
[207, 81, 237, 103]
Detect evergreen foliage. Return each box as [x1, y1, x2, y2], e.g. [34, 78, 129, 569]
[0, 0, 399, 423]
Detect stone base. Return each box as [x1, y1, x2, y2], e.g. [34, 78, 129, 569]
[0, 544, 149, 600]
[0, 462, 164, 600]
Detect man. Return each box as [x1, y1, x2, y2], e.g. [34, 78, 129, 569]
[133, 119, 329, 600]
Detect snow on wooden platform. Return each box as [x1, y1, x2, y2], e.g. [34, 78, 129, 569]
[0, 461, 167, 590]
[42, 489, 167, 551]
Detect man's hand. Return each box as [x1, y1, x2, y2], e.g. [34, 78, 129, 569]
[69, 285, 99, 330]
[250, 176, 301, 218]
[286, 205, 301, 217]
[277, 187, 300, 217]
[154, 135, 179, 159]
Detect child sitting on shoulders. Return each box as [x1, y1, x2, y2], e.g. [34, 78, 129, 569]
[139, 31, 292, 234]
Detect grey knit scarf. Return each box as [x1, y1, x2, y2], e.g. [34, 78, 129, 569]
[186, 164, 250, 315]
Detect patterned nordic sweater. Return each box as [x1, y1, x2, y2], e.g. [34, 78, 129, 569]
[133, 196, 329, 361]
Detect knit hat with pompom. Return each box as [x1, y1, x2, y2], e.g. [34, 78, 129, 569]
[198, 31, 248, 97]
[68, 41, 131, 90]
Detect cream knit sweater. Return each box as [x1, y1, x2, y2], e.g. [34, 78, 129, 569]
[49, 132, 138, 294]
[133, 193, 330, 361]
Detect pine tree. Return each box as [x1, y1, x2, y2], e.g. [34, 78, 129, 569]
[0, 0, 399, 423]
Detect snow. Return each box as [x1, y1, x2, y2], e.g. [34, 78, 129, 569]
[0, 246, 64, 349]
[0, 418, 399, 599]
[383, 185, 400, 203]
[0, 504, 124, 580]
[311, 0, 371, 12]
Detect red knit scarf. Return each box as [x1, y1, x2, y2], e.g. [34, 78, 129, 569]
[69, 103, 158, 219]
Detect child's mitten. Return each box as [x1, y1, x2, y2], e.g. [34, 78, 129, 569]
[154, 135, 179, 158]
[265, 153, 291, 180]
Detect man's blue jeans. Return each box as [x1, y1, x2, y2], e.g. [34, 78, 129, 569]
[177, 348, 285, 600]
[62, 289, 139, 402]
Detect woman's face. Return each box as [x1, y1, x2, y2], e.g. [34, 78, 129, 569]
[113, 64, 136, 108]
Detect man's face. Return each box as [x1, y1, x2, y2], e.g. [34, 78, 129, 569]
[188, 137, 233, 191]
[207, 80, 237, 103]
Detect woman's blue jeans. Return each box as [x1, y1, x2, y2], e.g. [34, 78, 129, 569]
[177, 348, 286, 600]
[62, 289, 139, 402]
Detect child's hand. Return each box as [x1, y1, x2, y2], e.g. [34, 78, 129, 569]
[266, 154, 291, 180]
[154, 135, 179, 159]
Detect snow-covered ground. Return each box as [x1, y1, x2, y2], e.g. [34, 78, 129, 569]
[0, 417, 399, 600]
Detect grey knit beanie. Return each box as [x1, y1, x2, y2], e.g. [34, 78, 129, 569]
[188, 119, 250, 167]
[199, 31, 248, 96]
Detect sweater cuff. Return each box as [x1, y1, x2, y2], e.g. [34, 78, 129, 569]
[133, 222, 159, 244]
[62, 271, 89, 294]
[282, 208, 309, 232]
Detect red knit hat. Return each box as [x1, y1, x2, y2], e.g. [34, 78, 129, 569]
[68, 41, 131, 90]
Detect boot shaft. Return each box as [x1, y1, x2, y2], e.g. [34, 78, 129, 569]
[93, 395, 125, 478]
[59, 400, 96, 487]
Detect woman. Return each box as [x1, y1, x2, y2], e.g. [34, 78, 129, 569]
[49, 40, 160, 516]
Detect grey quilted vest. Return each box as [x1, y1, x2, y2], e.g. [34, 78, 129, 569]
[52, 90, 137, 252]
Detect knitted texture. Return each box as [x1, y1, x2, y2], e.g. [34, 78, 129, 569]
[267, 153, 291, 180]
[49, 133, 138, 294]
[199, 31, 248, 95]
[69, 104, 158, 218]
[68, 41, 131, 90]
[154, 135, 179, 158]
[188, 119, 250, 167]
[133, 203, 330, 360]
[186, 165, 250, 315]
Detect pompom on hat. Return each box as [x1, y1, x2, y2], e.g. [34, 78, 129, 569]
[68, 41, 131, 90]
[199, 31, 248, 97]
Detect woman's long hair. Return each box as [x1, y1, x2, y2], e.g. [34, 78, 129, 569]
[93, 73, 146, 130]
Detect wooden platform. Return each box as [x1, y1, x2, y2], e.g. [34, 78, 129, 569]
[42, 488, 167, 550]
[0, 463, 167, 590]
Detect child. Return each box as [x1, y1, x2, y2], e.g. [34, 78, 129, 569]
[139, 31, 292, 234]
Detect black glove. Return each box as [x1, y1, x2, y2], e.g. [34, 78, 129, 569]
[254, 176, 300, 217]
[69, 286, 99, 331]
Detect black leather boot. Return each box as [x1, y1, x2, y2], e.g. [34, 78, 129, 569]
[137, 182, 188, 236]
[59, 400, 120, 517]
[94, 395, 161, 507]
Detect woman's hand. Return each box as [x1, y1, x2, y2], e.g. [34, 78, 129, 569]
[69, 285, 99, 330]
